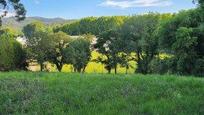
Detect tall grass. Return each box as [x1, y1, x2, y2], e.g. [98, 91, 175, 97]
[0, 72, 203, 114]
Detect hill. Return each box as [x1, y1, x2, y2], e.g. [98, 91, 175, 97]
[0, 72, 203, 114]
[2, 17, 76, 30]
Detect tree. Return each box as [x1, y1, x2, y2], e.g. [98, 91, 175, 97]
[23, 22, 52, 71]
[64, 37, 91, 73]
[158, 8, 204, 76]
[173, 27, 198, 75]
[47, 32, 71, 72]
[121, 13, 160, 74]
[118, 53, 135, 74]
[95, 16, 126, 35]
[193, 0, 204, 7]
[159, 9, 202, 50]
[0, 29, 27, 71]
[55, 16, 126, 36]
[94, 29, 122, 74]
[78, 17, 97, 35]
[0, 0, 26, 26]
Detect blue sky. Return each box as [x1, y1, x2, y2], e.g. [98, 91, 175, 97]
[21, 0, 196, 19]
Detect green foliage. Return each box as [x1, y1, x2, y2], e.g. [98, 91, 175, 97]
[194, 58, 204, 76]
[174, 27, 197, 53]
[48, 32, 71, 72]
[5, 2, 201, 76]
[0, 31, 27, 71]
[194, 0, 204, 8]
[0, 0, 26, 26]
[23, 21, 48, 39]
[23, 22, 53, 71]
[200, 0, 204, 9]
[121, 13, 161, 74]
[158, 9, 202, 50]
[0, 72, 204, 114]
[0, 27, 22, 37]
[23, 22, 93, 73]
[118, 53, 135, 74]
[94, 29, 122, 74]
[64, 37, 91, 72]
[148, 58, 170, 74]
[158, 8, 204, 76]
[56, 16, 126, 35]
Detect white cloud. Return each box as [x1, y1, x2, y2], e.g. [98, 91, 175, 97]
[100, 0, 173, 8]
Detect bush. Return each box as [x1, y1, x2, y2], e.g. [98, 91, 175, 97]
[148, 58, 169, 74]
[194, 58, 204, 77]
[0, 33, 27, 71]
[13, 42, 28, 70]
[149, 57, 204, 77]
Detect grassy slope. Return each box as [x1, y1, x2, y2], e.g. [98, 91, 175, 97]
[0, 72, 204, 115]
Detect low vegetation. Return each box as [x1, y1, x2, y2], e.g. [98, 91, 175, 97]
[0, 72, 203, 114]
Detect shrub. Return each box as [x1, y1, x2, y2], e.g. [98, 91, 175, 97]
[0, 33, 27, 71]
[194, 58, 204, 77]
[148, 58, 169, 74]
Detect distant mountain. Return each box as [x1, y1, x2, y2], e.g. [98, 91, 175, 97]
[2, 17, 76, 30]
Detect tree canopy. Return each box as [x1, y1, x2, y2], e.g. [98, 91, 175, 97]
[64, 37, 92, 73]
[0, 29, 27, 71]
[55, 16, 126, 36]
[0, 0, 26, 26]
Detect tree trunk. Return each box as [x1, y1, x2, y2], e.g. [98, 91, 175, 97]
[108, 69, 111, 74]
[136, 51, 141, 73]
[55, 62, 63, 72]
[82, 66, 86, 73]
[57, 65, 62, 72]
[77, 68, 81, 73]
[40, 63, 43, 72]
[126, 66, 128, 74]
[114, 65, 117, 74]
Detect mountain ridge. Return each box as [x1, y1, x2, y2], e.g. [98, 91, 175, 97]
[2, 16, 76, 30]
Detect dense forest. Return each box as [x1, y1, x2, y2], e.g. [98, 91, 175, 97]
[0, 0, 203, 76]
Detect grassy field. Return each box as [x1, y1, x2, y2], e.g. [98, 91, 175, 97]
[0, 72, 204, 115]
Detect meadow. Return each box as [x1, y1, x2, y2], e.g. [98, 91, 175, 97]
[0, 72, 204, 115]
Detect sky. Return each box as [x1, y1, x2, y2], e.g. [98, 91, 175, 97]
[20, 0, 196, 19]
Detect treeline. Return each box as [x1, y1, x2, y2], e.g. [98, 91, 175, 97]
[55, 9, 204, 76]
[0, 25, 93, 72]
[0, 1, 203, 76]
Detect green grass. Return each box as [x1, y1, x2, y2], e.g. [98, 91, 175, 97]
[0, 72, 204, 115]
